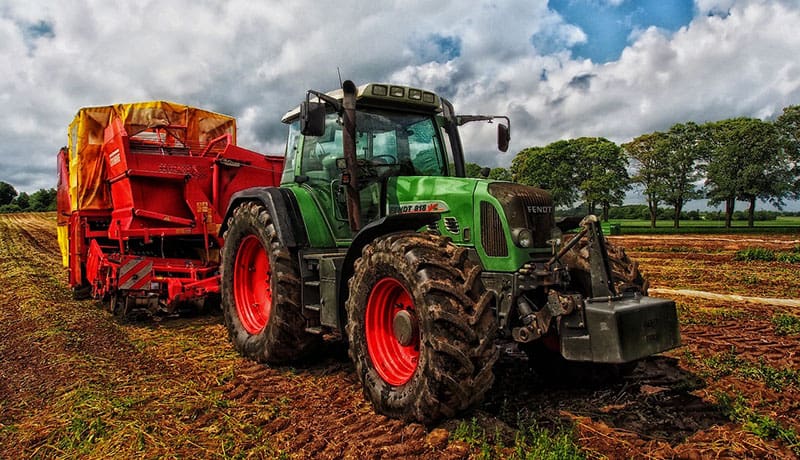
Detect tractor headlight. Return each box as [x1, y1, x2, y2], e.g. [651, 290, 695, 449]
[512, 228, 534, 248]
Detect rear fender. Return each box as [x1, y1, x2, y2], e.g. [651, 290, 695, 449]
[219, 187, 308, 249]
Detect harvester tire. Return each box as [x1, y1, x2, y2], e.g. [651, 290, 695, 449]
[221, 201, 320, 364]
[346, 232, 498, 424]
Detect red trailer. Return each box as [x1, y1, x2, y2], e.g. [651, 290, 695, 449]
[57, 101, 282, 316]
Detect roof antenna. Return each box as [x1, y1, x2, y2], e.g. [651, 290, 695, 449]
[337, 67, 343, 88]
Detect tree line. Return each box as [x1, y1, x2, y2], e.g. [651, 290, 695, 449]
[474, 105, 799, 228]
[0, 182, 57, 213]
[3, 103, 799, 225]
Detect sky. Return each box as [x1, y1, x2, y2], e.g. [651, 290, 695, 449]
[1, 0, 799, 209]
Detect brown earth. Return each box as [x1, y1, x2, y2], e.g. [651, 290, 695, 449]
[1, 213, 798, 458]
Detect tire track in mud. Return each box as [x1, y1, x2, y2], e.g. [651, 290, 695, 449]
[215, 358, 464, 459]
[684, 319, 800, 369]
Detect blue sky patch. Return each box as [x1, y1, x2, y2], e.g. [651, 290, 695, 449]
[414, 33, 462, 63]
[548, 0, 694, 63]
[26, 20, 55, 40]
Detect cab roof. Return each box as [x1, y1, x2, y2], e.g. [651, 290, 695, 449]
[281, 83, 442, 123]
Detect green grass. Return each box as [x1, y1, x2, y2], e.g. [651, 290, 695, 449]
[715, 392, 800, 455]
[734, 247, 800, 263]
[771, 313, 800, 336]
[700, 347, 800, 392]
[677, 304, 747, 326]
[452, 418, 585, 460]
[606, 216, 800, 234]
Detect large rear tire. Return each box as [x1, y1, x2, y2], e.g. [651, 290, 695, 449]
[346, 232, 498, 424]
[221, 201, 320, 364]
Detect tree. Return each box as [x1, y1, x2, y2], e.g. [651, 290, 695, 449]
[705, 118, 791, 227]
[15, 192, 30, 210]
[511, 141, 581, 208]
[511, 138, 629, 218]
[465, 162, 485, 178]
[623, 131, 669, 228]
[488, 167, 512, 181]
[704, 119, 741, 227]
[776, 105, 800, 197]
[0, 181, 17, 206]
[28, 188, 57, 212]
[660, 123, 706, 228]
[573, 137, 629, 221]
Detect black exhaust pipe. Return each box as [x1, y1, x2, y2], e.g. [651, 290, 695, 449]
[341, 80, 361, 231]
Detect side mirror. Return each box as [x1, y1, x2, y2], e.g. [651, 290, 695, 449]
[498, 123, 510, 152]
[480, 167, 491, 178]
[300, 101, 326, 136]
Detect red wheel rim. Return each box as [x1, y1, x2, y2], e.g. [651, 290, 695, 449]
[233, 234, 271, 334]
[366, 277, 419, 386]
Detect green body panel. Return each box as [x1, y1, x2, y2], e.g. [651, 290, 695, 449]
[387, 176, 476, 244]
[388, 177, 542, 273]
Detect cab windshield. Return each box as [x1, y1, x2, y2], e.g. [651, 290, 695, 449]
[296, 109, 450, 179]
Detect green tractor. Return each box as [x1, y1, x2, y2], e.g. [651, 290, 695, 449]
[220, 80, 680, 423]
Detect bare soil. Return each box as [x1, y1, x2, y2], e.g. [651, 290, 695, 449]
[1, 213, 798, 458]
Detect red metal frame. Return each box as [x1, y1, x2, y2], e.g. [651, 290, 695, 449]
[61, 107, 283, 311]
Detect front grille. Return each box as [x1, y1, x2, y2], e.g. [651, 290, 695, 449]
[480, 201, 508, 257]
[487, 182, 554, 248]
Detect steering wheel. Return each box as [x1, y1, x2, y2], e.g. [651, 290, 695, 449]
[370, 155, 395, 165]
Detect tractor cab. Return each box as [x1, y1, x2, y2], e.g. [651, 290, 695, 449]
[280, 82, 509, 242]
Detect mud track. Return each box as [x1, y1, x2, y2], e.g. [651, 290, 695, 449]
[1, 214, 798, 458]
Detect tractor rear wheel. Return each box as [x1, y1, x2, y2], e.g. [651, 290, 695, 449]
[221, 201, 320, 363]
[346, 232, 498, 424]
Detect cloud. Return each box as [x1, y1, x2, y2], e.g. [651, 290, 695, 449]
[0, 0, 798, 202]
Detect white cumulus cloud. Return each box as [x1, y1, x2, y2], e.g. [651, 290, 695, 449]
[0, 0, 798, 200]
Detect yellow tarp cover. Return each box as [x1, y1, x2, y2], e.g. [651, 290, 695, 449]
[67, 101, 237, 211]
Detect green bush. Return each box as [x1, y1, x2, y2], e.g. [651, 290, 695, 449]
[734, 248, 776, 261]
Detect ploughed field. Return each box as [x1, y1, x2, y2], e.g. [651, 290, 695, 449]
[1, 212, 798, 458]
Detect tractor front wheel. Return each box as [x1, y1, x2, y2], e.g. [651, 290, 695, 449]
[346, 232, 498, 424]
[221, 201, 320, 363]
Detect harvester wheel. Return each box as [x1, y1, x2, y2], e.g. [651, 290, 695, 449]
[221, 201, 320, 363]
[346, 232, 498, 424]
